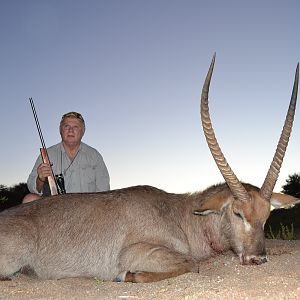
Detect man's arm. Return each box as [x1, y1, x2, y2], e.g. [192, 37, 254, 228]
[27, 154, 54, 194]
[95, 154, 110, 192]
[27, 155, 44, 194]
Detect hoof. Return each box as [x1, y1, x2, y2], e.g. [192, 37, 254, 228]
[114, 271, 128, 282]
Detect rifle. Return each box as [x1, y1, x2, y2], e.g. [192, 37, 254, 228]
[29, 98, 65, 195]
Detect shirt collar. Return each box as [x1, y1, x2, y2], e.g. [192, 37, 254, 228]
[60, 142, 83, 153]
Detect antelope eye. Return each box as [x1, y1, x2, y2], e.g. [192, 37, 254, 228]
[234, 211, 243, 219]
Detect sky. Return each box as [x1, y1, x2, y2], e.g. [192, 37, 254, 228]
[0, 0, 299, 194]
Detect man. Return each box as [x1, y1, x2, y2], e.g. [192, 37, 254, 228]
[23, 112, 110, 203]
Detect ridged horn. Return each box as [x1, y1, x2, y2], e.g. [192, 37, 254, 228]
[260, 63, 299, 201]
[201, 54, 250, 202]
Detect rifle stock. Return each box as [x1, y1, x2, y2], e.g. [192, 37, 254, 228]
[40, 148, 58, 196]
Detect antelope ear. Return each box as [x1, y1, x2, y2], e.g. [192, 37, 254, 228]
[270, 193, 300, 208]
[194, 193, 231, 216]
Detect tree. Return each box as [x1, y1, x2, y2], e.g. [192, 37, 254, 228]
[0, 182, 29, 212]
[265, 173, 300, 239]
[281, 173, 300, 197]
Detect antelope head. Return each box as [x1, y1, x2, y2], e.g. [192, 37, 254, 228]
[196, 54, 299, 265]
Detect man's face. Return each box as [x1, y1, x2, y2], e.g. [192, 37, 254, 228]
[60, 117, 85, 145]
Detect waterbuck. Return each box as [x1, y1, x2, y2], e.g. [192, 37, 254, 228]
[0, 55, 299, 283]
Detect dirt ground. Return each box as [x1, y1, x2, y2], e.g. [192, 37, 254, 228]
[0, 239, 299, 300]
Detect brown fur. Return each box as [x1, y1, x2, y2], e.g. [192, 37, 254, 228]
[0, 183, 297, 282]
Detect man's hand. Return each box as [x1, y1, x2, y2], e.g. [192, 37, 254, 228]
[37, 163, 52, 182]
[36, 163, 53, 192]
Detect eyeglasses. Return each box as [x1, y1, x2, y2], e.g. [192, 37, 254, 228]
[61, 124, 82, 132]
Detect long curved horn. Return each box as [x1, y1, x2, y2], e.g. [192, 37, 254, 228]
[260, 63, 299, 201]
[201, 54, 250, 202]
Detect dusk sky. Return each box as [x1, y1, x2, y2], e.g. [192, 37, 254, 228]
[1, 0, 299, 193]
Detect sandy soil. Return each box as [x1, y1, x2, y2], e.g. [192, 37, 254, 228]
[0, 239, 299, 300]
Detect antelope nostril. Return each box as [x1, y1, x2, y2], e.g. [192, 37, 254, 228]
[242, 255, 268, 265]
[251, 256, 268, 265]
[261, 256, 268, 264]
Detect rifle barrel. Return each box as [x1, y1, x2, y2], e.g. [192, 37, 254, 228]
[29, 97, 59, 195]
